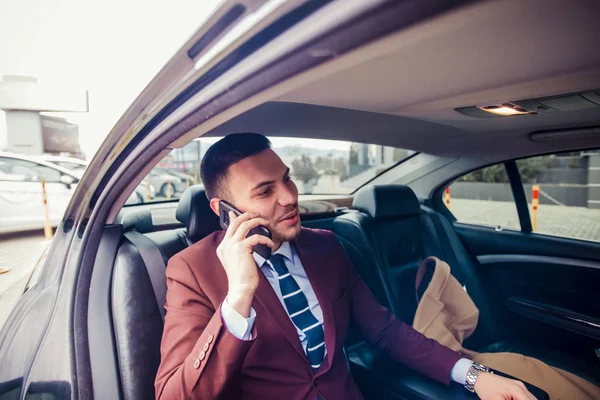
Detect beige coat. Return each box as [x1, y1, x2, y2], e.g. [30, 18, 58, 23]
[412, 257, 600, 400]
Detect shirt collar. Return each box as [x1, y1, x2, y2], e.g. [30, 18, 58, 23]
[253, 241, 294, 268]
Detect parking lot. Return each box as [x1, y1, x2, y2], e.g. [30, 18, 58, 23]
[0, 231, 49, 330]
[449, 198, 600, 242]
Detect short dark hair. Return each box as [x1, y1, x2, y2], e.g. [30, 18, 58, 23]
[200, 133, 272, 200]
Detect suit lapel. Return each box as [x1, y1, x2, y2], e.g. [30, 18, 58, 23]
[293, 229, 336, 375]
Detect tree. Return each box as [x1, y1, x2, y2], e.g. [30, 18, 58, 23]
[516, 156, 555, 183]
[334, 157, 348, 179]
[393, 148, 409, 163]
[349, 145, 359, 165]
[459, 164, 507, 183]
[291, 155, 319, 184]
[314, 156, 329, 172]
[458, 156, 556, 183]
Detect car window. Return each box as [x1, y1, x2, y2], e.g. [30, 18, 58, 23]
[0, 157, 60, 183]
[56, 161, 86, 171]
[31, 164, 62, 183]
[516, 151, 600, 243]
[0, 157, 32, 181]
[445, 163, 521, 231]
[133, 137, 413, 205]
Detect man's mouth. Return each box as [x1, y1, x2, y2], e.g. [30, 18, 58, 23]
[278, 209, 299, 223]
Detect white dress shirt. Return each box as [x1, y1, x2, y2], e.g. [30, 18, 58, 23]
[220, 241, 472, 385]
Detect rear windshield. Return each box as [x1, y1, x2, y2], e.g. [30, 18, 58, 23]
[130, 137, 414, 204]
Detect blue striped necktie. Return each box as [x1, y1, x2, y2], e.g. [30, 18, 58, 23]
[268, 253, 326, 371]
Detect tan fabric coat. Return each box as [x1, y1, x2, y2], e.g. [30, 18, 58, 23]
[412, 257, 600, 400]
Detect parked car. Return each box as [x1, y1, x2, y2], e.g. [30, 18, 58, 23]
[0, 152, 80, 234]
[0, 152, 147, 234]
[34, 155, 89, 177]
[1, 1, 599, 399]
[148, 168, 186, 197]
[155, 168, 195, 186]
[38, 155, 156, 202]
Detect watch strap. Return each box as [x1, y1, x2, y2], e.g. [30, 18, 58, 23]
[464, 362, 491, 393]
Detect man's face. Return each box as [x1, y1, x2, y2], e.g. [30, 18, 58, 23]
[222, 148, 301, 244]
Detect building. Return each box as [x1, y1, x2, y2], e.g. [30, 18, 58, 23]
[0, 75, 88, 157]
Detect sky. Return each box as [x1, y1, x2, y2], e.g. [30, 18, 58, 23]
[0, 0, 223, 158]
[0, 0, 355, 158]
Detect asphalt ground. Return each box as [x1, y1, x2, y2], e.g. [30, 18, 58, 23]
[0, 230, 49, 330]
[448, 198, 600, 242]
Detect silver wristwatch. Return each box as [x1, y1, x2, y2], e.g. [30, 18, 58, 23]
[464, 362, 491, 393]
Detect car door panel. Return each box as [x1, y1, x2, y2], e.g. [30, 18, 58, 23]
[44, 182, 75, 225]
[453, 223, 600, 366]
[0, 181, 45, 232]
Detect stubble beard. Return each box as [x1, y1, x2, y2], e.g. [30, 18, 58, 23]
[269, 221, 301, 245]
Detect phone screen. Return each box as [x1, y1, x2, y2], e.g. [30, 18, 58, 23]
[219, 200, 272, 259]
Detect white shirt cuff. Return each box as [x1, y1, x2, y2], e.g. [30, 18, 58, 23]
[221, 297, 256, 340]
[450, 358, 474, 385]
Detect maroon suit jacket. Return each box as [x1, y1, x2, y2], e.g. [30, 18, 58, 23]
[155, 227, 461, 399]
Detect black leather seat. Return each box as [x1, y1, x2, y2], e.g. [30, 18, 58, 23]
[333, 185, 513, 346]
[333, 184, 597, 390]
[333, 186, 424, 326]
[110, 186, 220, 400]
[174, 185, 221, 244]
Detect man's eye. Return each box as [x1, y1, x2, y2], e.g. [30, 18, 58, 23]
[283, 175, 291, 182]
[259, 188, 271, 196]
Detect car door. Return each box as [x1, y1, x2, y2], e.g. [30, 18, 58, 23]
[0, 157, 47, 232]
[54, 161, 87, 178]
[438, 151, 600, 372]
[27, 162, 77, 226]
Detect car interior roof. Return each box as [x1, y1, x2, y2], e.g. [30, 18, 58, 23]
[196, 0, 600, 160]
[117, 0, 600, 221]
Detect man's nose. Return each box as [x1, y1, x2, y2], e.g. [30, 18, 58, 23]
[278, 182, 297, 206]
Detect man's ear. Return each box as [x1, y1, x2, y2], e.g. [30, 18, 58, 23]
[209, 198, 221, 216]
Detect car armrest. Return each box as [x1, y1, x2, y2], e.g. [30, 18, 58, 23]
[347, 342, 549, 400]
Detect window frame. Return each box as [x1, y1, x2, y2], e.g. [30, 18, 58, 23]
[505, 160, 533, 233]
[434, 161, 525, 232]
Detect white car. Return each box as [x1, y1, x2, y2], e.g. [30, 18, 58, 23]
[38, 154, 157, 204]
[0, 152, 146, 234]
[35, 155, 89, 178]
[0, 152, 81, 234]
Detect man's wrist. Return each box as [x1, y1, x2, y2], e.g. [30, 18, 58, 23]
[465, 362, 491, 392]
[450, 358, 473, 385]
[226, 288, 255, 318]
[221, 298, 256, 340]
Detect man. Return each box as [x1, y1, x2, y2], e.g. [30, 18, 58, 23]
[155, 133, 536, 399]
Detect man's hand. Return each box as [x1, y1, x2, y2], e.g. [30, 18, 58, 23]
[475, 372, 537, 400]
[216, 211, 275, 318]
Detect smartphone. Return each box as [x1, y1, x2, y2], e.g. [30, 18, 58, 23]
[219, 200, 272, 259]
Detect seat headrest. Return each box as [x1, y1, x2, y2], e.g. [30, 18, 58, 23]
[353, 185, 420, 220]
[176, 185, 221, 243]
[122, 209, 154, 233]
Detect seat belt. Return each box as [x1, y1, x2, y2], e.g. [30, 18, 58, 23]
[124, 230, 167, 321]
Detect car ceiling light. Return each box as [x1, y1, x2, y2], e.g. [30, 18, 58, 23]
[478, 103, 535, 116]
